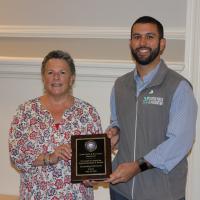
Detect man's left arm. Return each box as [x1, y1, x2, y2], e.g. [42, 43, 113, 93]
[144, 80, 198, 173]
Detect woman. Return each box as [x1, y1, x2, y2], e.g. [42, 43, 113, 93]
[9, 50, 102, 200]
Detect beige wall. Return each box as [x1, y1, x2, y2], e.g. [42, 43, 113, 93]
[1, 0, 200, 199]
[0, 0, 186, 62]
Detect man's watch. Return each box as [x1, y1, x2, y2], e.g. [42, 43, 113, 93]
[137, 157, 154, 172]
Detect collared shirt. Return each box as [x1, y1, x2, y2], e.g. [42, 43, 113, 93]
[110, 62, 197, 173]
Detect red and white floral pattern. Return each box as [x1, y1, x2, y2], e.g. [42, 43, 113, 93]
[9, 97, 102, 200]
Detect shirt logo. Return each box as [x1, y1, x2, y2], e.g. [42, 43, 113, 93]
[143, 96, 164, 106]
[149, 89, 154, 94]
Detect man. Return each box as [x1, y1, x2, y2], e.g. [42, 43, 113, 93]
[105, 16, 197, 200]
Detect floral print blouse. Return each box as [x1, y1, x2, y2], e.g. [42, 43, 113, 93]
[9, 97, 102, 200]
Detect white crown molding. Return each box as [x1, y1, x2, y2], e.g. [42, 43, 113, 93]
[0, 57, 185, 82]
[0, 25, 185, 40]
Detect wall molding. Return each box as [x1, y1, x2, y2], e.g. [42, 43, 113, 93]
[185, 0, 200, 199]
[0, 26, 185, 40]
[0, 57, 185, 82]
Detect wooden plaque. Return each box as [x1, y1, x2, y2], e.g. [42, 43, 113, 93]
[71, 134, 112, 183]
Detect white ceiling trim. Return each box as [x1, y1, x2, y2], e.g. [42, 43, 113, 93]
[0, 57, 185, 81]
[0, 26, 185, 40]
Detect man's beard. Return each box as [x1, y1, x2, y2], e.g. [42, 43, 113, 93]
[130, 44, 160, 65]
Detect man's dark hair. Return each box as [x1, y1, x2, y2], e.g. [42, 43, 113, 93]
[41, 50, 76, 76]
[131, 16, 164, 39]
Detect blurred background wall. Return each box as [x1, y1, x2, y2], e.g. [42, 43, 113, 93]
[0, 0, 200, 199]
